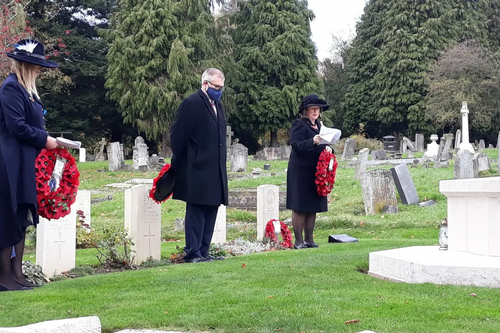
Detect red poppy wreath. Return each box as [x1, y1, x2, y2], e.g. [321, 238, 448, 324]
[149, 163, 173, 204]
[315, 149, 337, 196]
[35, 148, 80, 220]
[265, 219, 293, 248]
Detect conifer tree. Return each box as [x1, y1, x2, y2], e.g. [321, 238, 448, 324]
[103, 0, 218, 153]
[230, 0, 322, 147]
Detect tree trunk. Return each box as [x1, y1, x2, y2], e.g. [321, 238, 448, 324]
[270, 130, 278, 147]
[161, 132, 172, 158]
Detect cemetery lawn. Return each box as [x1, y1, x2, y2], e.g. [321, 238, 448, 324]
[2, 153, 500, 332]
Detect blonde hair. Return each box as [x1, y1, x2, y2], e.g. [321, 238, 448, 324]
[10, 59, 40, 99]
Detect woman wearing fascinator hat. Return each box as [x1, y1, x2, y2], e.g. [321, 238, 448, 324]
[0, 39, 59, 291]
[286, 94, 332, 249]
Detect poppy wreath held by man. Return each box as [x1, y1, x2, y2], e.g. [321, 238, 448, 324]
[35, 148, 80, 220]
[315, 149, 337, 196]
[265, 219, 293, 248]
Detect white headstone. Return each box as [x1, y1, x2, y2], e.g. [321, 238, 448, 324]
[79, 148, 86, 163]
[124, 184, 162, 264]
[256, 184, 279, 240]
[211, 205, 227, 244]
[74, 190, 91, 228]
[424, 134, 439, 158]
[36, 210, 77, 278]
[458, 101, 475, 153]
[355, 148, 370, 180]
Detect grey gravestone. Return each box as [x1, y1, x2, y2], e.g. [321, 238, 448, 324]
[371, 149, 386, 161]
[95, 138, 107, 161]
[402, 137, 416, 152]
[488, 144, 494, 149]
[454, 150, 474, 179]
[342, 138, 356, 161]
[437, 137, 445, 161]
[474, 153, 491, 172]
[279, 146, 292, 160]
[440, 133, 454, 160]
[455, 129, 461, 149]
[355, 148, 370, 180]
[498, 149, 500, 174]
[390, 164, 419, 205]
[229, 143, 248, 172]
[497, 131, 500, 149]
[263, 163, 271, 171]
[415, 134, 425, 153]
[478, 140, 486, 151]
[107, 142, 124, 172]
[226, 126, 234, 148]
[360, 169, 398, 215]
[174, 218, 185, 231]
[435, 158, 449, 169]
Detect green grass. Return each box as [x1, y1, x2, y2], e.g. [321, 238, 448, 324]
[2, 150, 500, 332]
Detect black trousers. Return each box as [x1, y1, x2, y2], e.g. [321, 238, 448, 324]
[184, 203, 219, 260]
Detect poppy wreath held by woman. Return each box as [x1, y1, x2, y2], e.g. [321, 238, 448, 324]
[315, 149, 337, 196]
[265, 219, 293, 248]
[35, 148, 80, 220]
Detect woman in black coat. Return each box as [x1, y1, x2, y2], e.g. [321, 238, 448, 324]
[286, 95, 332, 249]
[0, 40, 59, 291]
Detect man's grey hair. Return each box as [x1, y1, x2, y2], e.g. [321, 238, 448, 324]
[201, 68, 225, 85]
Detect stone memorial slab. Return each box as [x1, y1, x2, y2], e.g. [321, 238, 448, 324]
[474, 152, 491, 173]
[424, 134, 439, 158]
[36, 210, 77, 277]
[95, 138, 107, 161]
[0, 316, 101, 333]
[437, 136, 445, 160]
[211, 205, 227, 244]
[402, 137, 416, 152]
[497, 131, 500, 149]
[498, 149, 500, 174]
[390, 164, 419, 205]
[478, 139, 486, 151]
[440, 133, 454, 160]
[454, 150, 474, 179]
[256, 184, 279, 240]
[360, 169, 398, 215]
[229, 143, 248, 172]
[341, 138, 356, 161]
[371, 149, 386, 161]
[415, 134, 424, 152]
[455, 129, 461, 149]
[74, 190, 92, 228]
[79, 148, 86, 163]
[107, 141, 123, 172]
[355, 148, 369, 180]
[124, 184, 162, 264]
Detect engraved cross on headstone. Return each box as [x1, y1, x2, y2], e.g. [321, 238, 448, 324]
[226, 126, 234, 147]
[54, 232, 66, 259]
[143, 225, 155, 257]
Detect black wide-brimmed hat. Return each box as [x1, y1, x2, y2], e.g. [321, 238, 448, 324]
[151, 165, 176, 203]
[6, 39, 59, 68]
[298, 94, 329, 114]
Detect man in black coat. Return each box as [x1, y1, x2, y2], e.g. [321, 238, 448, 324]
[170, 68, 228, 263]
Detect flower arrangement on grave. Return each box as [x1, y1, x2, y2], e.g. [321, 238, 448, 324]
[35, 148, 80, 220]
[149, 163, 173, 204]
[315, 150, 337, 196]
[265, 219, 293, 249]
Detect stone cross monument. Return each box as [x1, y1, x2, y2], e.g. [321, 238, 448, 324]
[458, 101, 474, 153]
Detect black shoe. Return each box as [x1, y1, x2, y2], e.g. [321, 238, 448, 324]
[204, 255, 225, 261]
[184, 256, 211, 263]
[305, 243, 319, 248]
[294, 244, 308, 249]
[0, 284, 32, 292]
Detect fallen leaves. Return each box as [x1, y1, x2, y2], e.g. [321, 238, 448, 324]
[345, 319, 360, 325]
[242, 263, 247, 268]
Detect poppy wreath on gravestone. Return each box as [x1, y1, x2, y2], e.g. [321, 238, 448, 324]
[265, 219, 293, 248]
[315, 150, 337, 196]
[35, 148, 80, 220]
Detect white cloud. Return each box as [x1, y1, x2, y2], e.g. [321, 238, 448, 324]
[308, 0, 366, 61]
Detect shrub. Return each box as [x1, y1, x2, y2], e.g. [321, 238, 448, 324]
[95, 226, 135, 269]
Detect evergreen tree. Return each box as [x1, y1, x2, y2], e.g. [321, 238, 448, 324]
[103, 0, 219, 154]
[230, 0, 322, 147]
[27, 0, 128, 147]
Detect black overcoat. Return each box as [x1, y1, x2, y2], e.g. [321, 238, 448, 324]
[286, 118, 329, 213]
[170, 89, 228, 206]
[0, 74, 48, 248]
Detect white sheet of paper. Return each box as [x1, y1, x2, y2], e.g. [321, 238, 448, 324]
[319, 122, 342, 145]
[56, 137, 82, 149]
